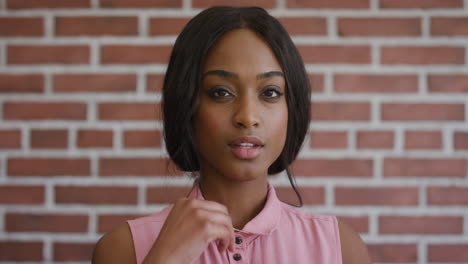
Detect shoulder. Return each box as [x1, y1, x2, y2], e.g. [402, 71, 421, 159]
[280, 203, 337, 223]
[92, 222, 136, 264]
[279, 204, 340, 241]
[280, 204, 370, 263]
[338, 219, 371, 264]
[92, 207, 173, 264]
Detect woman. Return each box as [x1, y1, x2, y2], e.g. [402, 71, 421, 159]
[92, 6, 370, 264]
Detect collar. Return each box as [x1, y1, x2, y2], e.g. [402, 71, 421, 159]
[188, 181, 283, 236]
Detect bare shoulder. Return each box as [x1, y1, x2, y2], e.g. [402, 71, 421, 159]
[92, 222, 136, 264]
[338, 219, 371, 264]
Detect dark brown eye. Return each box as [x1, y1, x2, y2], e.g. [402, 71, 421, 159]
[262, 87, 283, 99]
[208, 87, 233, 99]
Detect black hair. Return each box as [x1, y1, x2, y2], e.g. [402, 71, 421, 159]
[162, 6, 311, 206]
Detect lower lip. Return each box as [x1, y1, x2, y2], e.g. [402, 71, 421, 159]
[230, 145, 262, 160]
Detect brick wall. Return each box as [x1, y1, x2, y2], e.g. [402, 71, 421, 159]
[0, 0, 467, 263]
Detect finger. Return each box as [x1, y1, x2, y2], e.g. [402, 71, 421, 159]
[205, 224, 234, 252]
[205, 212, 235, 252]
[223, 226, 236, 252]
[226, 226, 235, 252]
[207, 216, 235, 252]
[192, 209, 234, 250]
[193, 207, 233, 230]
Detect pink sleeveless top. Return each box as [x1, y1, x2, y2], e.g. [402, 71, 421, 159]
[127, 183, 342, 264]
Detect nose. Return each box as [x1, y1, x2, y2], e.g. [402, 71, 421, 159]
[233, 95, 260, 129]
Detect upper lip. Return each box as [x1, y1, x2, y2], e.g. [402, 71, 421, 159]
[228, 136, 265, 146]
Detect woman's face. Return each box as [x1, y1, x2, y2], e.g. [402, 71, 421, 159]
[194, 29, 288, 182]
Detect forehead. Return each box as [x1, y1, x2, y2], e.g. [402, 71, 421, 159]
[202, 29, 282, 74]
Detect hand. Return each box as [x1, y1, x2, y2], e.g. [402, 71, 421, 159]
[143, 198, 235, 264]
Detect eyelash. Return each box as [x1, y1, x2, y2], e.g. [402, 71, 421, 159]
[207, 86, 284, 100]
[262, 87, 284, 99]
[209, 87, 232, 98]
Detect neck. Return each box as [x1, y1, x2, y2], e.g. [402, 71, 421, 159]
[198, 175, 268, 230]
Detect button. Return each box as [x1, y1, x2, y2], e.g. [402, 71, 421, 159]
[235, 236, 243, 245]
[233, 253, 242, 261]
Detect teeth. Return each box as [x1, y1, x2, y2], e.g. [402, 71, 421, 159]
[239, 143, 254, 148]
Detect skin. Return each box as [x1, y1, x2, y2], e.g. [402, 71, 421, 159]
[92, 29, 371, 264]
[194, 28, 288, 230]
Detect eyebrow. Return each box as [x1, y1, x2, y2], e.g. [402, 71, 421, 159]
[202, 70, 284, 80]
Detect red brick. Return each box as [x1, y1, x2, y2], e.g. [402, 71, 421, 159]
[54, 242, 94, 261]
[6, 213, 88, 233]
[99, 158, 182, 176]
[288, 0, 369, 8]
[381, 46, 465, 65]
[54, 74, 136, 93]
[335, 187, 419, 206]
[100, 0, 182, 8]
[0, 241, 43, 261]
[56, 16, 138, 36]
[101, 45, 172, 64]
[0, 74, 44, 93]
[146, 74, 164, 92]
[384, 158, 466, 177]
[98, 214, 144, 233]
[8, 158, 90, 177]
[0, 185, 44, 204]
[77, 130, 113, 148]
[454, 131, 468, 149]
[379, 216, 463, 234]
[309, 74, 324, 92]
[0, 17, 43, 36]
[428, 244, 468, 262]
[298, 45, 371, 64]
[338, 18, 421, 36]
[4, 102, 87, 120]
[429, 74, 468, 93]
[7, 0, 90, 9]
[334, 74, 418, 93]
[147, 186, 193, 204]
[124, 130, 161, 148]
[432, 17, 468, 36]
[311, 102, 371, 121]
[357, 131, 394, 149]
[292, 159, 373, 177]
[193, 0, 275, 8]
[55, 186, 137, 205]
[380, 0, 463, 9]
[98, 103, 161, 120]
[428, 186, 468, 205]
[149, 18, 189, 36]
[278, 17, 327, 35]
[338, 216, 369, 233]
[310, 131, 347, 149]
[368, 244, 417, 263]
[31, 129, 68, 149]
[276, 186, 325, 205]
[0, 130, 21, 149]
[8, 45, 90, 64]
[382, 103, 465, 121]
[404, 130, 442, 149]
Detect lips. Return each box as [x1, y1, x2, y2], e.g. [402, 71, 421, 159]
[228, 136, 264, 159]
[229, 136, 264, 146]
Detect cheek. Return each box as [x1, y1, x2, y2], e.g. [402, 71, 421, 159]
[270, 106, 288, 143]
[194, 106, 226, 140]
